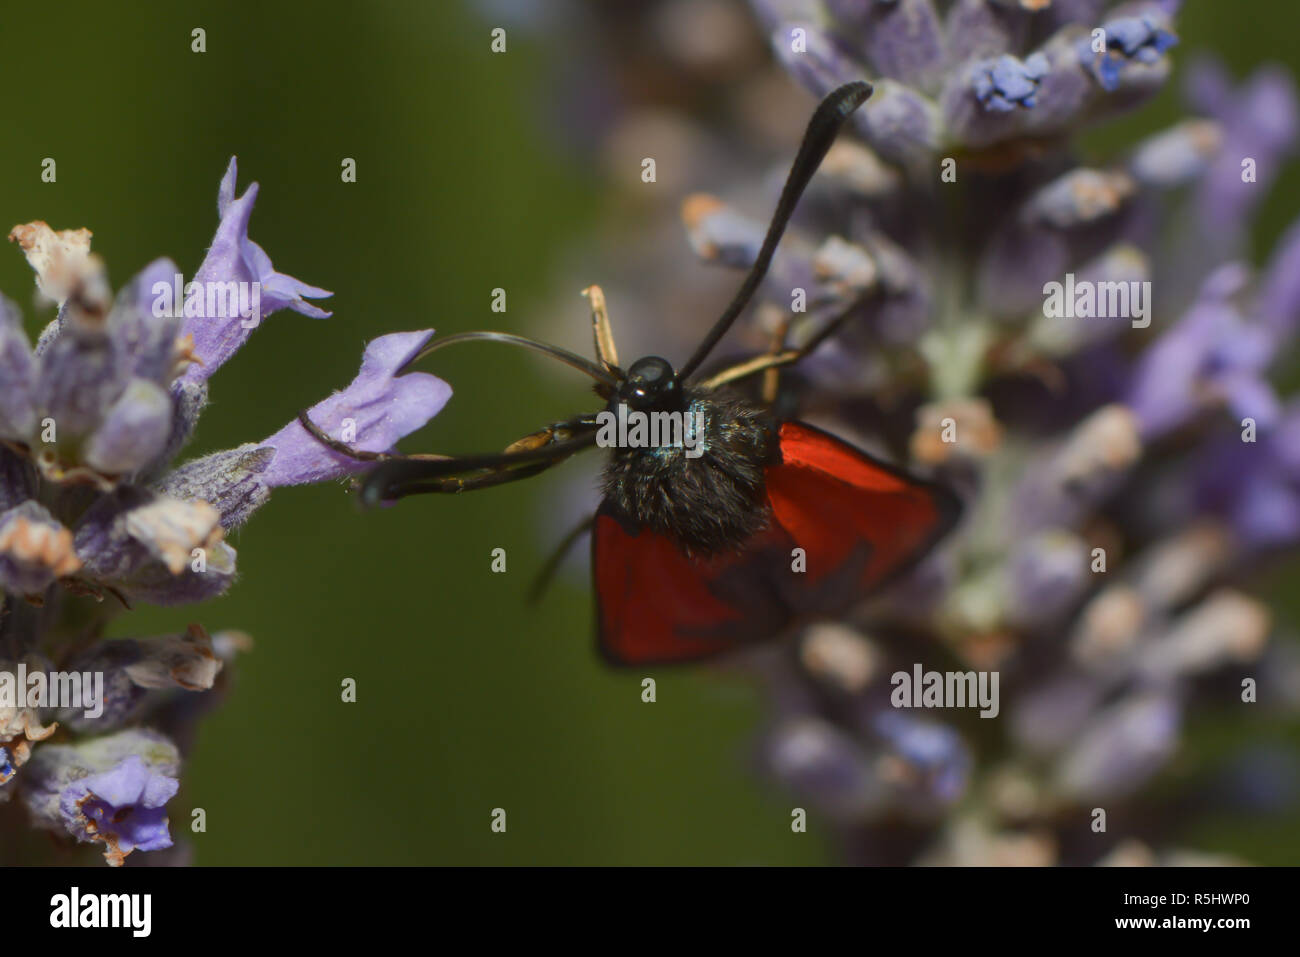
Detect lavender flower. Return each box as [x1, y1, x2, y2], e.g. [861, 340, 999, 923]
[1076, 15, 1178, 92]
[22, 729, 180, 866]
[0, 159, 449, 863]
[179, 158, 332, 386]
[973, 53, 1051, 112]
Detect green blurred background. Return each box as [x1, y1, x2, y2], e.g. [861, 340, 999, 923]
[0, 1, 1296, 864]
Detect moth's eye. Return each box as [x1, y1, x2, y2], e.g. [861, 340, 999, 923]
[617, 356, 680, 411]
[628, 356, 674, 384]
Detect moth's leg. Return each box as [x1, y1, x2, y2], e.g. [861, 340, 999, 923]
[504, 427, 561, 455]
[762, 313, 794, 404]
[583, 285, 620, 374]
[504, 414, 602, 454]
[371, 443, 588, 500]
[362, 417, 602, 503]
[696, 308, 858, 391]
[528, 512, 596, 603]
[403, 460, 558, 495]
[696, 349, 800, 391]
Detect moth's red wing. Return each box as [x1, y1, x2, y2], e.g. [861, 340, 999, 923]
[593, 421, 960, 666]
[763, 421, 960, 597]
[593, 507, 797, 666]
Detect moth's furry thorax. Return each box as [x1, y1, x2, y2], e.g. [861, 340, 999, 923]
[600, 389, 778, 557]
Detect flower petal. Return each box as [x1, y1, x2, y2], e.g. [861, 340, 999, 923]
[179, 158, 332, 384]
[82, 378, 174, 476]
[260, 330, 451, 487]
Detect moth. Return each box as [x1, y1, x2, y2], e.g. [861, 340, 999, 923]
[301, 82, 961, 665]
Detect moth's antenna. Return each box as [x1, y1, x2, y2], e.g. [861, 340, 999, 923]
[678, 81, 872, 381]
[400, 330, 622, 389]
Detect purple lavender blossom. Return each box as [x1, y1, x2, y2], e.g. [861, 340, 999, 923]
[1076, 15, 1178, 92]
[259, 330, 451, 487]
[0, 159, 449, 863]
[179, 158, 332, 385]
[23, 730, 180, 866]
[972, 53, 1051, 112]
[1193, 400, 1300, 549]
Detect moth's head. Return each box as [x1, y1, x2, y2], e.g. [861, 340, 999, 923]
[613, 356, 684, 412]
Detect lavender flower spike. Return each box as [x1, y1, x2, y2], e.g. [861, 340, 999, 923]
[261, 330, 452, 487]
[179, 158, 332, 384]
[0, 152, 450, 862]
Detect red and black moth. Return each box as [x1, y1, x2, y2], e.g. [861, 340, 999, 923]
[301, 81, 961, 665]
